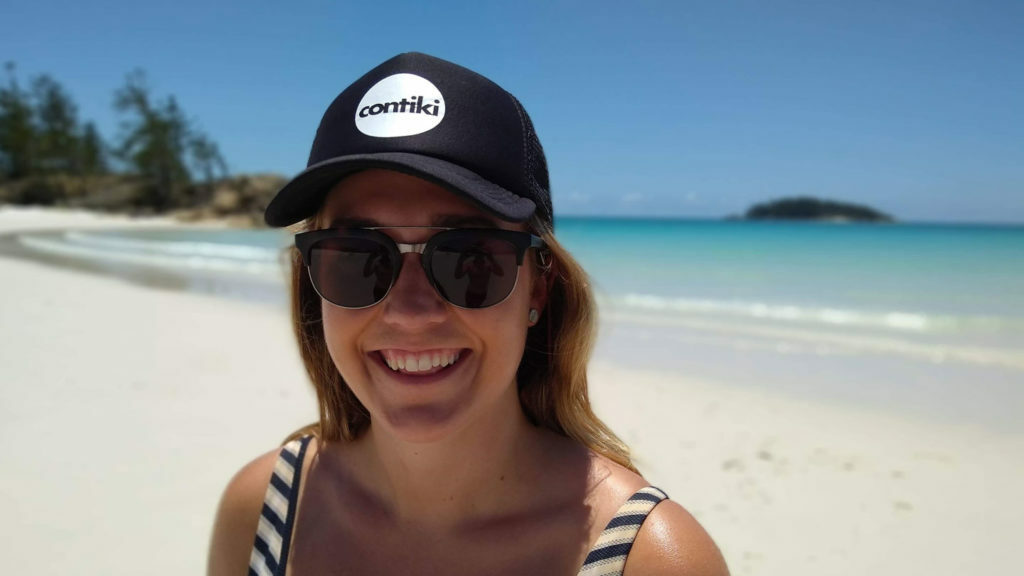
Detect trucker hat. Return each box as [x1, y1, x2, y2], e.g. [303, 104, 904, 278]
[263, 52, 553, 230]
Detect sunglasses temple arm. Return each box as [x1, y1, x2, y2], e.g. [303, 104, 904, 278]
[530, 236, 550, 268]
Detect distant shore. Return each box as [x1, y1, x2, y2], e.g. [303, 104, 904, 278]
[733, 196, 895, 222]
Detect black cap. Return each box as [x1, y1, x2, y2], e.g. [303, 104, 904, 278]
[264, 52, 552, 230]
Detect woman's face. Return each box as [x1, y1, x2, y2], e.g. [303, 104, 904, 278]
[317, 169, 546, 443]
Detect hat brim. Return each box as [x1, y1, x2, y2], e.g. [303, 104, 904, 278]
[264, 152, 537, 228]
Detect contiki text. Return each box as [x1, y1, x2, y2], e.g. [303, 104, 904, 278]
[359, 96, 443, 117]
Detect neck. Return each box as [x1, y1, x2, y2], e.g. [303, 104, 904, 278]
[352, 386, 544, 528]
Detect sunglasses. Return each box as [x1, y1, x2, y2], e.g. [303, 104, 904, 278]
[295, 227, 547, 309]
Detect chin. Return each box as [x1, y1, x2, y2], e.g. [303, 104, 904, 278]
[373, 401, 473, 444]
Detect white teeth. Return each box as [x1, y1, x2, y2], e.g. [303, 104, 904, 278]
[382, 350, 461, 373]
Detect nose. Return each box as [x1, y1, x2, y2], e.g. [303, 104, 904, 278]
[380, 252, 447, 328]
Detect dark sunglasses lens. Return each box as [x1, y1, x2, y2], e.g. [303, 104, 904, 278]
[430, 234, 519, 308]
[309, 237, 394, 307]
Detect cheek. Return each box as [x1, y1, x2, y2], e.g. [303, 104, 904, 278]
[472, 296, 532, 376]
[320, 303, 368, 379]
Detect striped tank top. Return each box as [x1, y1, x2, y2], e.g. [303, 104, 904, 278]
[250, 436, 668, 576]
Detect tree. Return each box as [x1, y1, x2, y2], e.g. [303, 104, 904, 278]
[189, 131, 228, 187]
[79, 121, 107, 176]
[114, 70, 227, 210]
[31, 74, 80, 174]
[114, 71, 192, 209]
[744, 197, 893, 222]
[0, 62, 36, 180]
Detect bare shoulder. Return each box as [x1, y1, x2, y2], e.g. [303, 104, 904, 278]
[624, 498, 729, 576]
[584, 453, 728, 575]
[206, 447, 281, 576]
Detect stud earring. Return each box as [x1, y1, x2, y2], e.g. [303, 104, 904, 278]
[528, 309, 539, 325]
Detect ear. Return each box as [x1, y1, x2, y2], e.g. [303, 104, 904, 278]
[528, 251, 552, 323]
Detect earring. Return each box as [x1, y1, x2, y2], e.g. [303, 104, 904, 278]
[528, 309, 539, 325]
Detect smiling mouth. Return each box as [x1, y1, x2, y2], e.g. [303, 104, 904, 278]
[377, 348, 465, 376]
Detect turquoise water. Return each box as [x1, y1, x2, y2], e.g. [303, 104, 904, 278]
[14, 217, 1024, 426]
[556, 219, 1024, 345]
[15, 218, 1024, 349]
[557, 218, 1024, 317]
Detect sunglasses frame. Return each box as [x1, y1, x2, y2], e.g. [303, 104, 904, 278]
[295, 226, 547, 309]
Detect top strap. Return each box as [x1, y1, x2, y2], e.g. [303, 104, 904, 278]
[577, 486, 669, 576]
[248, 435, 312, 576]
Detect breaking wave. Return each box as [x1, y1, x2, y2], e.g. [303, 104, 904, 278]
[17, 230, 286, 277]
[601, 292, 1016, 336]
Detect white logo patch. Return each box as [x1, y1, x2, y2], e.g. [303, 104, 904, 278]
[354, 74, 445, 138]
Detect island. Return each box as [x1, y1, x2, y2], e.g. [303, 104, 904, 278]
[739, 197, 894, 222]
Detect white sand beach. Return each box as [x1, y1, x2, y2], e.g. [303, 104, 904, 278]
[1, 207, 1022, 575]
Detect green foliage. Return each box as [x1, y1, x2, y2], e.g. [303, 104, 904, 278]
[114, 71, 190, 209]
[79, 122, 107, 176]
[113, 70, 227, 210]
[0, 62, 36, 180]
[189, 133, 228, 187]
[0, 63, 227, 212]
[744, 196, 893, 222]
[31, 74, 80, 174]
[0, 63, 110, 190]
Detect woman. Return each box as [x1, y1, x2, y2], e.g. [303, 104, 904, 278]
[209, 52, 727, 576]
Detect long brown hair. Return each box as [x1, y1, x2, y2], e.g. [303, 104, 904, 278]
[286, 214, 635, 471]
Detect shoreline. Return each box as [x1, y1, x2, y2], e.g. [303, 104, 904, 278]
[5, 206, 1023, 433]
[0, 206, 291, 306]
[2, 206, 1023, 575]
[594, 309, 1024, 434]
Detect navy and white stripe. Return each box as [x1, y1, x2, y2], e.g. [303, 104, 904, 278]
[249, 435, 312, 576]
[577, 486, 669, 576]
[247, 442, 664, 576]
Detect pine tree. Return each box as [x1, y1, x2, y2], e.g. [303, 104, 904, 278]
[31, 74, 80, 174]
[189, 132, 228, 187]
[114, 71, 191, 209]
[79, 121, 107, 176]
[0, 62, 36, 180]
[113, 70, 228, 210]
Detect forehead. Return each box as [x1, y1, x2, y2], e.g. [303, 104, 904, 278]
[319, 169, 521, 230]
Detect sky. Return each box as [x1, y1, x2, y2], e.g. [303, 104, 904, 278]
[3, 0, 1022, 223]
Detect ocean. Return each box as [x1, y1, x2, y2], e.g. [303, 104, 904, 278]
[559, 218, 1024, 340]
[11, 217, 1024, 428]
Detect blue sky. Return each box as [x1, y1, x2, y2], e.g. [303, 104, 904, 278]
[4, 0, 1022, 222]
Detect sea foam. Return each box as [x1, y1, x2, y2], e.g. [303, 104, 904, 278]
[18, 230, 286, 277]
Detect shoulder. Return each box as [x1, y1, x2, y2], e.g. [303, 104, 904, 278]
[584, 453, 728, 575]
[206, 438, 319, 576]
[624, 496, 730, 576]
[207, 448, 279, 575]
